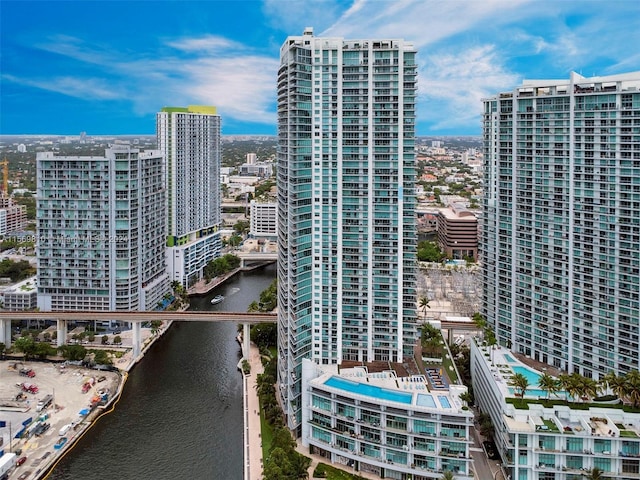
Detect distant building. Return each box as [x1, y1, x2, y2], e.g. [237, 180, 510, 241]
[36, 146, 170, 311]
[239, 162, 273, 178]
[17, 144, 26, 153]
[437, 203, 478, 260]
[0, 195, 27, 236]
[249, 200, 277, 239]
[157, 105, 222, 287]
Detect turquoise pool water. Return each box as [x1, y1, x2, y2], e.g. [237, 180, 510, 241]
[438, 396, 452, 408]
[504, 354, 516, 363]
[512, 365, 542, 385]
[324, 376, 413, 404]
[416, 394, 436, 408]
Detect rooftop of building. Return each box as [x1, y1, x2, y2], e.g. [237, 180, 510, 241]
[474, 338, 640, 439]
[2, 276, 37, 294]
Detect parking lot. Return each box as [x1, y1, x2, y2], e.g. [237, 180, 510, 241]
[0, 360, 120, 479]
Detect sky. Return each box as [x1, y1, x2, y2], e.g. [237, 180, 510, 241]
[1, 0, 639, 136]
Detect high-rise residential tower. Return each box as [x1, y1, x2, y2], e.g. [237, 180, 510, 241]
[277, 28, 418, 433]
[36, 145, 170, 311]
[482, 72, 640, 378]
[157, 106, 222, 288]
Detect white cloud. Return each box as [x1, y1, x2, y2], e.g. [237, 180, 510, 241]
[2, 74, 123, 100]
[21, 34, 279, 125]
[166, 36, 246, 54]
[418, 46, 519, 131]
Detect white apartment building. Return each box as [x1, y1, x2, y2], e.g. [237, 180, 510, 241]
[157, 106, 222, 287]
[36, 146, 170, 311]
[302, 359, 473, 480]
[249, 200, 277, 238]
[1, 276, 37, 311]
[471, 340, 640, 480]
[277, 28, 418, 435]
[482, 71, 640, 378]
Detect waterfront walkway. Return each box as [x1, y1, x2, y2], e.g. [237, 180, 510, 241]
[246, 342, 265, 480]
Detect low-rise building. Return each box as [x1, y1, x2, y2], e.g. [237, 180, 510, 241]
[249, 200, 277, 239]
[2, 276, 37, 311]
[301, 358, 474, 479]
[471, 339, 640, 480]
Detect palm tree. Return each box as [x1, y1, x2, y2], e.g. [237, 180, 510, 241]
[442, 471, 456, 480]
[625, 370, 640, 408]
[538, 373, 560, 400]
[509, 373, 529, 399]
[605, 372, 628, 403]
[559, 373, 583, 403]
[583, 466, 604, 480]
[419, 296, 430, 317]
[578, 376, 600, 403]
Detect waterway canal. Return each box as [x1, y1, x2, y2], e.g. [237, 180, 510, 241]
[48, 263, 276, 480]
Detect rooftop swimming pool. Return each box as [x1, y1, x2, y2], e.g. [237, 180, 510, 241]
[438, 396, 452, 408]
[324, 376, 413, 404]
[504, 354, 516, 363]
[512, 365, 543, 385]
[416, 394, 436, 408]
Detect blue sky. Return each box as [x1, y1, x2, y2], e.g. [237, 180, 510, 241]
[1, 0, 639, 136]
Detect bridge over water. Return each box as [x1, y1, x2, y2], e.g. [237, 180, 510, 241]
[0, 311, 277, 359]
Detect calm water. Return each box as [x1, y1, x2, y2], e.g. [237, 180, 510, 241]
[48, 264, 276, 480]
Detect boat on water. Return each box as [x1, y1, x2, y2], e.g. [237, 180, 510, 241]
[210, 295, 225, 305]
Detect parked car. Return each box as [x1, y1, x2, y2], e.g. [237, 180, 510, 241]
[16, 456, 27, 466]
[19, 369, 36, 378]
[97, 376, 107, 383]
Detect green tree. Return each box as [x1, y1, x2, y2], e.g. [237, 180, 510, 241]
[233, 220, 250, 235]
[538, 373, 560, 400]
[228, 234, 242, 247]
[509, 373, 529, 399]
[442, 471, 456, 480]
[0, 258, 36, 282]
[113, 335, 122, 345]
[250, 323, 277, 350]
[93, 349, 112, 365]
[101, 335, 109, 345]
[150, 320, 162, 335]
[14, 336, 36, 359]
[58, 344, 87, 361]
[417, 240, 445, 262]
[604, 371, 627, 402]
[583, 467, 604, 480]
[625, 370, 640, 408]
[419, 296, 430, 317]
[34, 342, 56, 359]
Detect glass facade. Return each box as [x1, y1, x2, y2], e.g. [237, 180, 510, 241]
[482, 72, 640, 378]
[277, 29, 418, 433]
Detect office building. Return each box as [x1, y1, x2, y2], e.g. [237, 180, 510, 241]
[157, 106, 222, 287]
[36, 146, 170, 311]
[277, 28, 419, 436]
[249, 199, 277, 239]
[481, 71, 640, 378]
[436, 203, 478, 260]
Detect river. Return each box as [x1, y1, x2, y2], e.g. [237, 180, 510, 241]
[48, 263, 276, 480]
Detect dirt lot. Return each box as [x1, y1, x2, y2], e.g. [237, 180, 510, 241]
[0, 360, 121, 480]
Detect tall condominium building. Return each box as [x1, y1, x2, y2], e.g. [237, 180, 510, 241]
[277, 28, 418, 433]
[36, 146, 170, 311]
[157, 106, 222, 287]
[482, 71, 640, 378]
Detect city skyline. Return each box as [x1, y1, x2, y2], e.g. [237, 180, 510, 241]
[2, 0, 638, 136]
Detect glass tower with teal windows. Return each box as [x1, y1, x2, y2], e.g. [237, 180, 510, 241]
[277, 28, 418, 434]
[482, 71, 640, 379]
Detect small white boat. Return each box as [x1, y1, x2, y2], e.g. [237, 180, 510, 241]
[210, 295, 225, 305]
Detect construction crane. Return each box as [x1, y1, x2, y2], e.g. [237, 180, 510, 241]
[0, 158, 7, 195]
